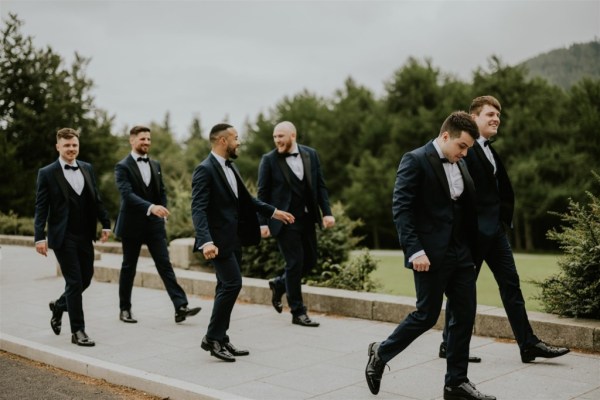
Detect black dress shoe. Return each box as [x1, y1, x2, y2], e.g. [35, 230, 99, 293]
[521, 341, 570, 363]
[119, 310, 137, 323]
[268, 279, 283, 313]
[223, 342, 250, 356]
[439, 342, 482, 363]
[201, 336, 235, 362]
[365, 342, 387, 395]
[175, 305, 201, 323]
[71, 330, 95, 347]
[444, 381, 496, 400]
[49, 301, 63, 335]
[292, 314, 320, 327]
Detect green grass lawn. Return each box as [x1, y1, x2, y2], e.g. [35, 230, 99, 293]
[364, 251, 561, 312]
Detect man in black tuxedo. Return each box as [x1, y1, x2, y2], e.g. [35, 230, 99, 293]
[191, 123, 294, 362]
[114, 125, 200, 324]
[365, 112, 496, 400]
[439, 96, 569, 363]
[34, 127, 111, 347]
[257, 121, 335, 327]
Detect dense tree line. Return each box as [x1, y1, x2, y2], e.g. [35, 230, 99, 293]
[2, 14, 599, 251]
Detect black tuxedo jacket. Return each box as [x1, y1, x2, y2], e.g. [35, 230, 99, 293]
[191, 154, 276, 257]
[114, 154, 167, 239]
[256, 144, 332, 237]
[464, 142, 514, 239]
[393, 141, 478, 270]
[34, 159, 111, 249]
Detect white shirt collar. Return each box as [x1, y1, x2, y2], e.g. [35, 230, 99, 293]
[131, 151, 148, 160]
[432, 139, 445, 160]
[58, 157, 78, 168]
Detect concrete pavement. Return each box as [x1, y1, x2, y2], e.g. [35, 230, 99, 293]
[1, 244, 599, 400]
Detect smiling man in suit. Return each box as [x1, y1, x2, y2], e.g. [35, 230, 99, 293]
[191, 123, 295, 362]
[34, 127, 111, 347]
[365, 112, 496, 400]
[439, 96, 569, 364]
[257, 121, 335, 327]
[114, 125, 200, 324]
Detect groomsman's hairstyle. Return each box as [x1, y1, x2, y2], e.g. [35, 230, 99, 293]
[130, 125, 151, 136]
[469, 95, 502, 115]
[439, 111, 480, 140]
[56, 128, 79, 141]
[209, 123, 233, 143]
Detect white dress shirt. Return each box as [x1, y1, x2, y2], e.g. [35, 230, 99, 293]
[285, 144, 304, 181]
[432, 140, 464, 200]
[132, 151, 151, 186]
[478, 137, 497, 174]
[212, 152, 238, 198]
[58, 158, 84, 195]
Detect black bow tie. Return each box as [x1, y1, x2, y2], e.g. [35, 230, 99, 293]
[64, 164, 79, 171]
[440, 158, 450, 164]
[225, 159, 233, 167]
[483, 139, 496, 147]
[137, 157, 149, 163]
[280, 152, 299, 158]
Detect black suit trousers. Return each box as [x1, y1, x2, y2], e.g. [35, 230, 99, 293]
[379, 253, 476, 387]
[119, 229, 187, 311]
[443, 227, 539, 350]
[53, 233, 95, 333]
[206, 250, 243, 343]
[272, 215, 317, 316]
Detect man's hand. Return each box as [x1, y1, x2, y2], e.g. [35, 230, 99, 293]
[412, 254, 430, 272]
[100, 230, 111, 243]
[273, 210, 295, 224]
[150, 205, 170, 218]
[202, 243, 219, 260]
[323, 215, 335, 229]
[35, 241, 48, 257]
[260, 226, 271, 238]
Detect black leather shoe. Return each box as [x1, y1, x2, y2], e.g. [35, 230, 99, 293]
[223, 342, 250, 356]
[201, 336, 235, 362]
[175, 306, 201, 323]
[521, 341, 570, 363]
[268, 279, 283, 313]
[444, 381, 496, 400]
[119, 310, 137, 323]
[292, 314, 320, 327]
[439, 342, 481, 363]
[365, 342, 387, 395]
[49, 301, 63, 335]
[71, 330, 95, 347]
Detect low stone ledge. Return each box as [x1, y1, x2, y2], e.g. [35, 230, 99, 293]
[89, 252, 600, 352]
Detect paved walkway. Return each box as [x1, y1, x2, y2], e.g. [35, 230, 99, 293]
[0, 244, 598, 400]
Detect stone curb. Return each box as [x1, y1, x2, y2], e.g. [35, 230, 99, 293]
[0, 333, 250, 400]
[93, 258, 600, 352]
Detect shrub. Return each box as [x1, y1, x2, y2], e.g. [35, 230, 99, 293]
[0, 211, 34, 236]
[536, 171, 600, 319]
[241, 202, 380, 292]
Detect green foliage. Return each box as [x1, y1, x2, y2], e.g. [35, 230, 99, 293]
[536, 172, 600, 319]
[521, 40, 600, 90]
[0, 211, 34, 236]
[0, 14, 119, 217]
[241, 202, 378, 291]
[306, 250, 380, 292]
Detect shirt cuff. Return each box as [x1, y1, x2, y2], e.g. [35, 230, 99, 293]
[408, 250, 425, 263]
[146, 204, 154, 216]
[199, 241, 213, 250]
[35, 239, 46, 244]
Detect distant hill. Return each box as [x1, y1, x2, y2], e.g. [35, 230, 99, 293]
[519, 40, 600, 89]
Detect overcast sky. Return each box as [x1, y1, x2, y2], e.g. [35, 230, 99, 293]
[2, 1, 599, 139]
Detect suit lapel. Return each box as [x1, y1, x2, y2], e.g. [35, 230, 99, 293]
[79, 163, 96, 199]
[276, 153, 293, 188]
[426, 145, 451, 199]
[474, 142, 495, 181]
[149, 160, 161, 195]
[210, 155, 238, 200]
[52, 161, 70, 200]
[457, 159, 475, 196]
[126, 156, 146, 189]
[300, 148, 312, 189]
